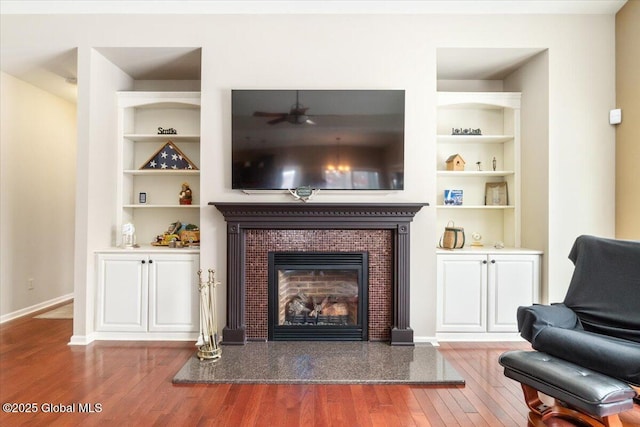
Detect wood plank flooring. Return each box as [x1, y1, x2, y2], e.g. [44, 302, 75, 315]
[0, 306, 637, 426]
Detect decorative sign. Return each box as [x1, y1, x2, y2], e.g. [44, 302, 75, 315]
[451, 128, 482, 135]
[288, 186, 320, 202]
[157, 127, 177, 135]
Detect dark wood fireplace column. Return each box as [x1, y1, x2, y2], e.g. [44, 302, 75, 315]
[211, 202, 427, 346]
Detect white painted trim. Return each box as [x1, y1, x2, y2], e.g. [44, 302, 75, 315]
[436, 332, 525, 341]
[91, 332, 199, 341]
[69, 331, 198, 345]
[68, 333, 95, 346]
[413, 335, 440, 346]
[0, 1, 627, 15]
[0, 293, 74, 324]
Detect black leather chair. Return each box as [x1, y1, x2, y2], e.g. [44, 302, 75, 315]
[499, 235, 640, 426]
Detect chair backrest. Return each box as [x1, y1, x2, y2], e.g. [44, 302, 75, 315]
[564, 235, 640, 343]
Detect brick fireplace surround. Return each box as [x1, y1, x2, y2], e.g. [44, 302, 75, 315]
[211, 202, 427, 346]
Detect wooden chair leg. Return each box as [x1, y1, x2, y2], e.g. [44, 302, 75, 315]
[520, 384, 624, 427]
[601, 415, 624, 427]
[522, 384, 552, 417]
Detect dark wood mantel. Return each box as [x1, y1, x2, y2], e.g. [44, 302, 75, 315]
[210, 202, 428, 346]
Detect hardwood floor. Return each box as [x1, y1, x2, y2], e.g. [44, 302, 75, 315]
[0, 307, 636, 426]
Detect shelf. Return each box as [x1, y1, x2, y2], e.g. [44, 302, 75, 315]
[123, 170, 200, 176]
[437, 135, 514, 144]
[437, 205, 515, 210]
[123, 204, 199, 209]
[437, 171, 514, 177]
[117, 91, 201, 108]
[123, 134, 200, 143]
[437, 92, 522, 109]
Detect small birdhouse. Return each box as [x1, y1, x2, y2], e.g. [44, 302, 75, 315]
[446, 154, 466, 171]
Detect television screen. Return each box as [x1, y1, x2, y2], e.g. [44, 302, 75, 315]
[232, 89, 404, 190]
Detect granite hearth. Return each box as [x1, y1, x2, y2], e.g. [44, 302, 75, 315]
[211, 202, 427, 346]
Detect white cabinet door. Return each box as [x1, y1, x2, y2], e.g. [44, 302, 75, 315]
[96, 254, 148, 332]
[148, 254, 199, 332]
[436, 254, 488, 332]
[487, 254, 540, 332]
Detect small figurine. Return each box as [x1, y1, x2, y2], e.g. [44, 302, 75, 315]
[152, 221, 185, 246]
[476, 161, 482, 171]
[492, 157, 497, 171]
[179, 182, 192, 205]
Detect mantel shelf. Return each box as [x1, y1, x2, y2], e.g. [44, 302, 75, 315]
[210, 202, 429, 224]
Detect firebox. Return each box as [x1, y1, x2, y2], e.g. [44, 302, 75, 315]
[268, 252, 368, 341]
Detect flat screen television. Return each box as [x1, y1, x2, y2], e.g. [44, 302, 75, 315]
[232, 89, 405, 190]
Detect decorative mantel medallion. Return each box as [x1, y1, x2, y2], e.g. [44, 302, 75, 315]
[287, 186, 320, 202]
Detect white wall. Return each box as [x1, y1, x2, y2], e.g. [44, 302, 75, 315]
[505, 51, 550, 302]
[0, 12, 617, 340]
[0, 72, 76, 319]
[71, 49, 134, 342]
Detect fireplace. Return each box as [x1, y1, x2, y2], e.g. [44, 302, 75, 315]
[211, 202, 427, 345]
[269, 252, 368, 341]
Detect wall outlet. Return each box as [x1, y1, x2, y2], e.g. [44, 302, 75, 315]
[28, 278, 34, 290]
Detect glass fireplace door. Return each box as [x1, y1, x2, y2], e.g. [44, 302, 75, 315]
[278, 269, 359, 326]
[268, 252, 368, 341]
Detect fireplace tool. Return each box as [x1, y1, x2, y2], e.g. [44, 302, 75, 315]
[197, 268, 222, 361]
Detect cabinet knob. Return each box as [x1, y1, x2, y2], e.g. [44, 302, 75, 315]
[491, 259, 496, 264]
[141, 260, 146, 264]
[149, 260, 153, 264]
[482, 260, 487, 264]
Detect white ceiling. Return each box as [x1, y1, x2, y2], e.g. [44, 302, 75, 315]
[437, 48, 546, 80]
[0, 1, 626, 103]
[0, 1, 629, 15]
[96, 47, 202, 80]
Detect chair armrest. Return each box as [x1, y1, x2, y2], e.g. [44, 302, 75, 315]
[517, 303, 583, 344]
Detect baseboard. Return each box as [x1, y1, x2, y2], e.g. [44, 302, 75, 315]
[436, 332, 525, 342]
[0, 293, 74, 324]
[68, 333, 95, 346]
[91, 332, 199, 342]
[68, 332, 199, 345]
[413, 336, 440, 346]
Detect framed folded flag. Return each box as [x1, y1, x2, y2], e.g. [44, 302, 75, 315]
[140, 141, 198, 170]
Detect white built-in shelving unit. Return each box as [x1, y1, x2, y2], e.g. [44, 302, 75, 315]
[435, 92, 542, 340]
[436, 91, 521, 248]
[93, 91, 202, 340]
[116, 91, 201, 248]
